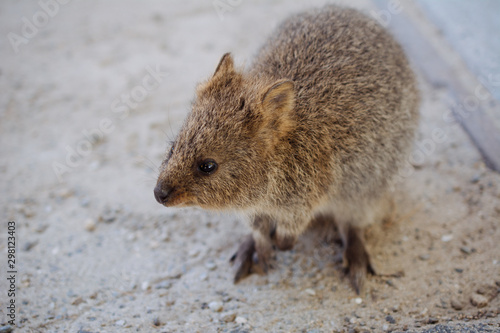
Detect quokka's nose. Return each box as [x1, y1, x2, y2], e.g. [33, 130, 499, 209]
[154, 184, 172, 205]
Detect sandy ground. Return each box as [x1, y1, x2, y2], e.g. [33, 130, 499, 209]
[0, 0, 499, 332]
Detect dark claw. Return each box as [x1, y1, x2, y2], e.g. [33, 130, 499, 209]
[233, 254, 253, 283]
[230, 235, 257, 283]
[347, 260, 375, 295]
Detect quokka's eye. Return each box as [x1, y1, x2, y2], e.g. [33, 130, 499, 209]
[198, 159, 218, 175]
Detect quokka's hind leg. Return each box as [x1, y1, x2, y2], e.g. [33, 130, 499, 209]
[334, 194, 392, 293]
[340, 224, 375, 294]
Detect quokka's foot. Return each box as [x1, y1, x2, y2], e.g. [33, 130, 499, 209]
[343, 226, 376, 294]
[230, 234, 272, 283]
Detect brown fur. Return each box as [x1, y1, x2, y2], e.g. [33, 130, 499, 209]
[154, 5, 419, 292]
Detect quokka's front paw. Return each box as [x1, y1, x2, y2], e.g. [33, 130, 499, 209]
[230, 234, 272, 283]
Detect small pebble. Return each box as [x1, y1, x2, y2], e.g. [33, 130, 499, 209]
[67, 290, 77, 297]
[454, 268, 463, 273]
[141, 281, 150, 291]
[84, 218, 96, 232]
[71, 297, 84, 306]
[126, 233, 137, 241]
[115, 320, 126, 326]
[208, 301, 223, 312]
[427, 317, 439, 324]
[222, 312, 237, 322]
[57, 188, 74, 199]
[419, 254, 430, 261]
[80, 198, 90, 207]
[354, 297, 362, 304]
[460, 246, 472, 254]
[155, 281, 172, 289]
[199, 272, 208, 281]
[165, 270, 183, 279]
[152, 317, 161, 326]
[100, 205, 120, 223]
[35, 224, 48, 233]
[23, 240, 38, 252]
[477, 284, 498, 298]
[307, 330, 321, 333]
[304, 288, 316, 296]
[451, 297, 464, 310]
[470, 293, 488, 308]
[159, 231, 170, 242]
[235, 316, 247, 324]
[189, 248, 200, 257]
[20, 207, 35, 218]
[441, 234, 453, 242]
[470, 174, 480, 183]
[205, 261, 217, 271]
[385, 315, 396, 324]
[0, 325, 14, 333]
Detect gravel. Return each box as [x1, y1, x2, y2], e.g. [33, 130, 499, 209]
[304, 288, 316, 296]
[115, 319, 126, 326]
[450, 297, 464, 310]
[84, 218, 97, 232]
[460, 246, 472, 254]
[235, 316, 248, 325]
[208, 301, 223, 312]
[470, 293, 489, 308]
[222, 312, 237, 322]
[205, 261, 217, 271]
[419, 254, 430, 261]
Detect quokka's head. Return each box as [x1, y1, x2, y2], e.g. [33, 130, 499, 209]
[154, 53, 296, 210]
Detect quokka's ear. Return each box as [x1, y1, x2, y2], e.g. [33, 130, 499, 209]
[213, 53, 235, 77]
[261, 80, 295, 137]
